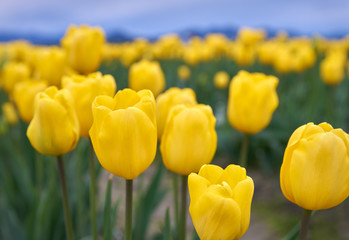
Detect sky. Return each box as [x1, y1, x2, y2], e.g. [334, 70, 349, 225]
[1, 0, 349, 40]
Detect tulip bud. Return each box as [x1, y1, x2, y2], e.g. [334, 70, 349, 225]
[156, 87, 197, 140]
[89, 89, 157, 179]
[1, 61, 31, 94]
[177, 65, 191, 81]
[227, 70, 279, 134]
[61, 25, 105, 74]
[160, 104, 217, 175]
[280, 122, 349, 210]
[213, 71, 230, 89]
[189, 164, 254, 240]
[34, 47, 67, 87]
[13, 79, 48, 123]
[27, 86, 79, 156]
[62, 72, 116, 137]
[2, 102, 18, 125]
[129, 59, 165, 97]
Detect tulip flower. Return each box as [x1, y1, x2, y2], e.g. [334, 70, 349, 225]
[177, 65, 191, 81]
[280, 122, 349, 240]
[89, 88, 157, 180]
[320, 52, 345, 86]
[160, 104, 217, 175]
[189, 164, 254, 240]
[34, 47, 67, 87]
[1, 61, 30, 94]
[27, 86, 79, 156]
[280, 122, 349, 210]
[61, 25, 105, 74]
[62, 72, 116, 137]
[2, 102, 18, 125]
[13, 79, 48, 123]
[160, 103, 217, 240]
[128, 59, 165, 97]
[156, 87, 197, 139]
[227, 70, 279, 134]
[90, 88, 157, 240]
[213, 71, 230, 89]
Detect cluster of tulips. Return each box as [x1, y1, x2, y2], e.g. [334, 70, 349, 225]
[1, 24, 349, 240]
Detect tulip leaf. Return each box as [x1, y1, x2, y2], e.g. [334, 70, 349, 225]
[163, 208, 172, 240]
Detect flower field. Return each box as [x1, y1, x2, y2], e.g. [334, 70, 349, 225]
[0, 26, 349, 240]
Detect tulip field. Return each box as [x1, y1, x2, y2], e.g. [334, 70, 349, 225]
[1, 26, 349, 240]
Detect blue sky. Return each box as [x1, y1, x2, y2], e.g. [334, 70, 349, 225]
[1, 0, 349, 39]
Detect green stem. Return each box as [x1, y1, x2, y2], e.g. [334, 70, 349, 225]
[89, 139, 97, 240]
[172, 173, 179, 234]
[103, 174, 113, 240]
[239, 133, 250, 168]
[179, 175, 188, 240]
[326, 85, 336, 124]
[125, 179, 133, 240]
[298, 209, 312, 240]
[35, 152, 43, 192]
[57, 155, 74, 240]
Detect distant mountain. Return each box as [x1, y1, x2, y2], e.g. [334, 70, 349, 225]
[0, 26, 347, 45]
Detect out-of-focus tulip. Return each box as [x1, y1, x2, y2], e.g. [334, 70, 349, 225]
[89, 89, 157, 180]
[160, 104, 217, 175]
[4, 40, 33, 62]
[1, 61, 31, 94]
[320, 52, 346, 85]
[128, 59, 165, 97]
[237, 27, 266, 45]
[213, 71, 230, 89]
[2, 102, 18, 125]
[62, 72, 116, 137]
[34, 47, 67, 87]
[227, 70, 279, 134]
[280, 122, 349, 210]
[189, 164, 254, 240]
[27, 86, 79, 156]
[156, 87, 197, 139]
[230, 42, 256, 66]
[61, 25, 105, 74]
[13, 79, 48, 123]
[177, 65, 191, 81]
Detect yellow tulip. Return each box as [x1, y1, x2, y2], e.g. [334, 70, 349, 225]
[89, 89, 157, 179]
[1, 61, 31, 94]
[129, 59, 165, 97]
[177, 65, 191, 81]
[189, 164, 254, 240]
[320, 53, 346, 86]
[213, 71, 230, 89]
[27, 86, 79, 156]
[13, 79, 48, 123]
[237, 27, 266, 45]
[2, 102, 18, 125]
[227, 70, 279, 134]
[280, 122, 349, 210]
[156, 87, 197, 139]
[34, 47, 67, 87]
[62, 72, 116, 137]
[61, 25, 105, 74]
[160, 104, 217, 175]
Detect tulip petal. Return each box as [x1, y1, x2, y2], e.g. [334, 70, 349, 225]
[96, 107, 157, 179]
[233, 177, 254, 238]
[190, 191, 241, 240]
[188, 173, 210, 204]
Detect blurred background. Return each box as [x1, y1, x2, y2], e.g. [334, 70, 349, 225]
[1, 0, 349, 43]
